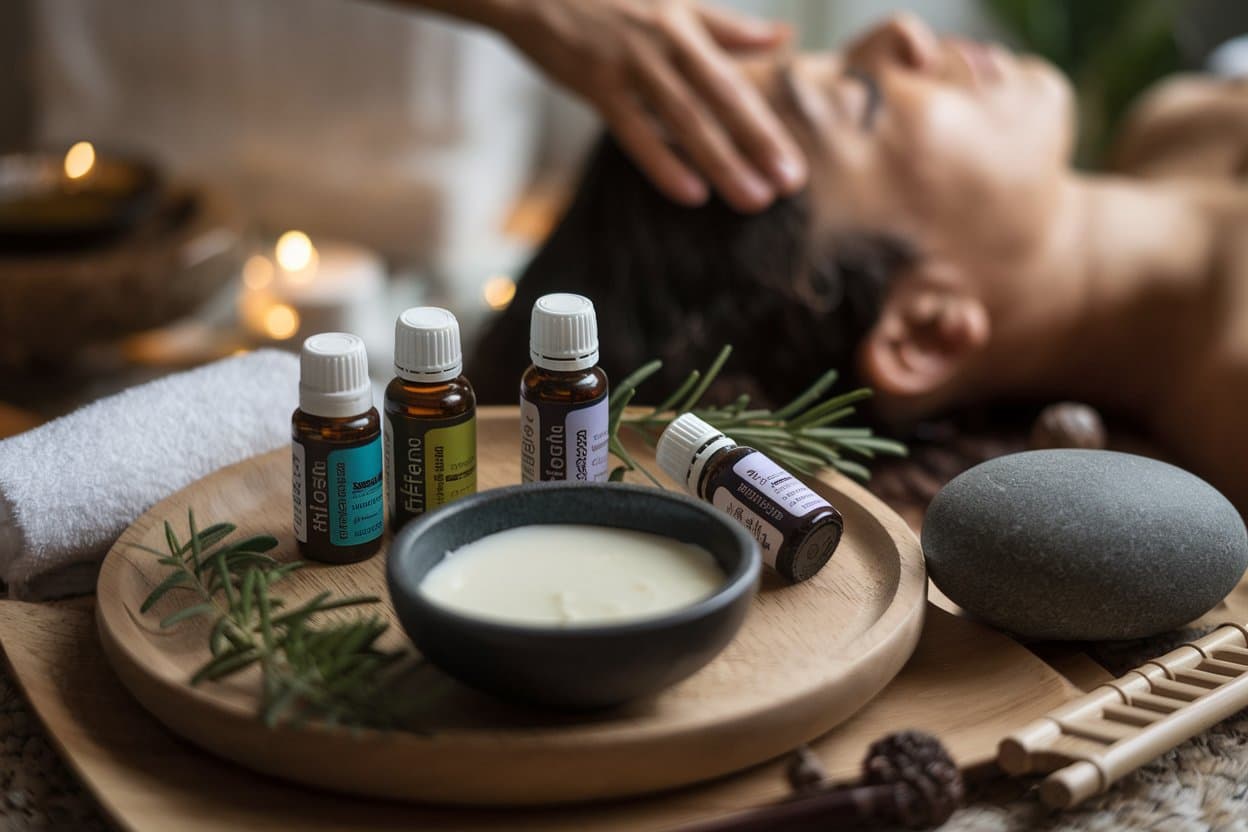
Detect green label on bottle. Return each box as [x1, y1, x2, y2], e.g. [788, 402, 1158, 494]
[386, 411, 476, 530]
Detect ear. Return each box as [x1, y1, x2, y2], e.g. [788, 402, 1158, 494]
[858, 265, 990, 400]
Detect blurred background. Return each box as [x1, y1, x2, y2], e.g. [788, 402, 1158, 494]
[0, 0, 1245, 421]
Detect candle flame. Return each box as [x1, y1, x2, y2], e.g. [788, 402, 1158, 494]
[276, 230, 316, 278]
[64, 141, 96, 180]
[263, 304, 300, 340]
[242, 255, 274, 290]
[483, 275, 517, 310]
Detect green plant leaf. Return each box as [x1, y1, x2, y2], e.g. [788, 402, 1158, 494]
[140, 570, 192, 612]
[677, 345, 732, 412]
[160, 602, 216, 629]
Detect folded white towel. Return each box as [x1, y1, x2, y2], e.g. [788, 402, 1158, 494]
[0, 349, 299, 600]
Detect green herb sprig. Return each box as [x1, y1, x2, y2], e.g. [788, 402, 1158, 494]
[607, 345, 906, 484]
[135, 511, 407, 728]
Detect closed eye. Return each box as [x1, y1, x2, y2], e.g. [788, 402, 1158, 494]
[778, 61, 883, 134]
[846, 69, 883, 130]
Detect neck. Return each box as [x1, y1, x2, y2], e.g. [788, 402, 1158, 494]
[962, 173, 1227, 416]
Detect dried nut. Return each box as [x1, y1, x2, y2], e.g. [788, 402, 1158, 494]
[1029, 402, 1106, 451]
[647, 732, 963, 832]
[785, 746, 828, 793]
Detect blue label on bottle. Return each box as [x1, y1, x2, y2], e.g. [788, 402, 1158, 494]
[327, 437, 384, 547]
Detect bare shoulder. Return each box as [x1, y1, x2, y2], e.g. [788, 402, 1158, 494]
[1111, 74, 1248, 180]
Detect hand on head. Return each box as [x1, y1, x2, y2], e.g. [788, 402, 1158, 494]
[491, 0, 808, 212]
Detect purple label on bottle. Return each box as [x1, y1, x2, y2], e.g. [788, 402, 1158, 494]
[520, 394, 609, 482]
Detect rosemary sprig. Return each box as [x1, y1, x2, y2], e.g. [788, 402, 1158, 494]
[607, 345, 906, 483]
[135, 510, 408, 728]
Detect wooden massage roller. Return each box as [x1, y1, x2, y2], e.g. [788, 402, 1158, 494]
[998, 623, 1248, 808]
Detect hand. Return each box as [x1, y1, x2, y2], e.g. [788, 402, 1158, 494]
[490, 0, 808, 212]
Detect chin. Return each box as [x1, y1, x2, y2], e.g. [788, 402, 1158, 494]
[1001, 59, 1076, 163]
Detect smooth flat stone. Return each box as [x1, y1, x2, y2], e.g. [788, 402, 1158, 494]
[923, 450, 1248, 641]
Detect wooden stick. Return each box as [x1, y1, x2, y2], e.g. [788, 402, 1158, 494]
[998, 624, 1248, 808]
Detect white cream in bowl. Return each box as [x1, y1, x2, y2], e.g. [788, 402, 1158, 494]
[418, 525, 724, 626]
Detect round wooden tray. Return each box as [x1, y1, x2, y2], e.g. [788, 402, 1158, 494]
[96, 407, 926, 805]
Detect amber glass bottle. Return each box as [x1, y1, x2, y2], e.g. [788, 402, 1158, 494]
[656, 413, 844, 582]
[291, 332, 384, 564]
[519, 293, 610, 482]
[384, 307, 477, 531]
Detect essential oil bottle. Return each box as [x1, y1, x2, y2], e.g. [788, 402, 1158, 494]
[291, 332, 384, 564]
[384, 307, 477, 531]
[519, 293, 610, 482]
[656, 413, 844, 582]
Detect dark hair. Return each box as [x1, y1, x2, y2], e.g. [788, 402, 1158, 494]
[468, 137, 914, 405]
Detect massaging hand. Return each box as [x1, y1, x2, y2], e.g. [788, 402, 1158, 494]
[446, 0, 807, 212]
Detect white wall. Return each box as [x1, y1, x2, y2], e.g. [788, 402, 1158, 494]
[32, 0, 543, 260]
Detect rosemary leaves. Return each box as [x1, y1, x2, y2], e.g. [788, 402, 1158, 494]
[135, 509, 407, 727]
[607, 345, 906, 484]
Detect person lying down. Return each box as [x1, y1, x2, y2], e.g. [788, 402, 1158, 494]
[469, 14, 1248, 511]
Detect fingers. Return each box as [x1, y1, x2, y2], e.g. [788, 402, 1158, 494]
[628, 36, 777, 212]
[697, 5, 791, 52]
[672, 11, 807, 198]
[600, 97, 709, 207]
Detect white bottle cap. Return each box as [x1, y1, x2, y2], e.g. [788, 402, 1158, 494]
[298, 332, 373, 418]
[529, 293, 600, 371]
[656, 413, 738, 494]
[394, 306, 463, 383]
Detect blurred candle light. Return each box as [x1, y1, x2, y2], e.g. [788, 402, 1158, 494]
[482, 274, 516, 310]
[63, 141, 96, 180]
[275, 230, 317, 283]
[242, 254, 275, 290]
[263, 303, 300, 340]
[239, 232, 385, 346]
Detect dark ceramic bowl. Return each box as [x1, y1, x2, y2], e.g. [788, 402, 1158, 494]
[387, 482, 760, 709]
[0, 151, 162, 252]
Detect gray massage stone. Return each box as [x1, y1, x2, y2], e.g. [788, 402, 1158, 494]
[923, 450, 1248, 641]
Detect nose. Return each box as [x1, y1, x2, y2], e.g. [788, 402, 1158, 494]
[846, 13, 944, 74]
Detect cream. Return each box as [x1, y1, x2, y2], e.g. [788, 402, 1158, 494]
[419, 524, 724, 626]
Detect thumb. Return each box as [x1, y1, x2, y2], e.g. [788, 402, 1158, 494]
[697, 5, 791, 52]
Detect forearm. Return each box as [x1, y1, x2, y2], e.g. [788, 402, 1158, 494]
[388, 0, 522, 31]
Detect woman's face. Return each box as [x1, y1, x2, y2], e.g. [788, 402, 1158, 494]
[754, 15, 1075, 265]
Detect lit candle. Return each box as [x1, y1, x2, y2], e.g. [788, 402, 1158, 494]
[0, 141, 161, 252]
[63, 141, 97, 181]
[239, 231, 385, 344]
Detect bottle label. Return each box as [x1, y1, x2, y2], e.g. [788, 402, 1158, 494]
[520, 394, 610, 483]
[292, 440, 307, 543]
[732, 452, 833, 517]
[706, 451, 835, 569]
[293, 435, 384, 548]
[711, 487, 784, 568]
[386, 411, 476, 529]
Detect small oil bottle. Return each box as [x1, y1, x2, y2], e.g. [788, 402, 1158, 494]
[291, 332, 384, 564]
[384, 307, 477, 531]
[656, 413, 844, 582]
[520, 293, 610, 482]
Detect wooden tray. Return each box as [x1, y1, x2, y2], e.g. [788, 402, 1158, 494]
[3, 601, 1078, 832]
[97, 407, 930, 804]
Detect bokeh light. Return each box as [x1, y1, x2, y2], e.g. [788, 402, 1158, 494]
[63, 141, 96, 180]
[276, 230, 316, 275]
[263, 304, 300, 340]
[482, 274, 517, 310]
[242, 255, 275, 290]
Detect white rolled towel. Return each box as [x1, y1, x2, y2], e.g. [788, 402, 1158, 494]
[0, 349, 299, 600]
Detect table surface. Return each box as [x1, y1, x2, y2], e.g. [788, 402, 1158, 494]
[2, 402, 1245, 829]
